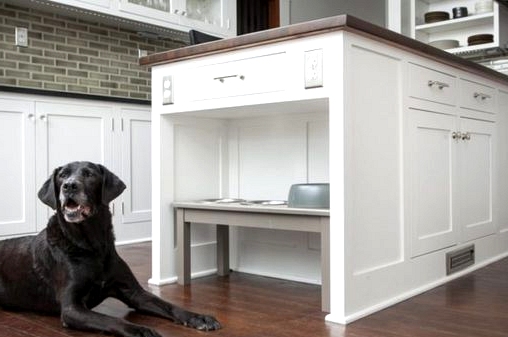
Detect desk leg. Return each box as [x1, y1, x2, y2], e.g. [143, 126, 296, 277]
[216, 224, 230, 276]
[321, 218, 330, 312]
[176, 208, 191, 285]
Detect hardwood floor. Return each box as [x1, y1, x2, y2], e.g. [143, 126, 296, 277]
[1, 242, 507, 337]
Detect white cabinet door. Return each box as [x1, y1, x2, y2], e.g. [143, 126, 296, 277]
[115, 108, 152, 243]
[409, 109, 458, 257]
[0, 100, 36, 236]
[35, 101, 114, 230]
[458, 118, 495, 242]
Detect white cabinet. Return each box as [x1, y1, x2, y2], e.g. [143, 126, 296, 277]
[457, 117, 495, 242]
[34, 102, 114, 231]
[407, 59, 497, 257]
[407, 0, 508, 54]
[0, 100, 36, 236]
[119, 0, 235, 36]
[39, 0, 235, 37]
[408, 109, 457, 257]
[409, 110, 495, 256]
[0, 95, 151, 243]
[116, 108, 152, 242]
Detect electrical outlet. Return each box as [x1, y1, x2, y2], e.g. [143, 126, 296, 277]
[15, 27, 28, 47]
[304, 49, 323, 89]
[162, 75, 173, 105]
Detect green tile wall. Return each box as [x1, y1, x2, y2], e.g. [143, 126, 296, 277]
[0, 2, 186, 101]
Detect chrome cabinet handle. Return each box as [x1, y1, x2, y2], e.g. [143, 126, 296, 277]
[474, 92, 491, 100]
[452, 131, 462, 140]
[461, 132, 471, 141]
[428, 80, 450, 90]
[214, 74, 245, 83]
[39, 114, 47, 122]
[27, 113, 35, 122]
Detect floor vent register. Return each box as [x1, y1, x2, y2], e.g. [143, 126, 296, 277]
[446, 244, 475, 275]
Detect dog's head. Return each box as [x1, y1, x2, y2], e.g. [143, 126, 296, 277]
[38, 162, 126, 223]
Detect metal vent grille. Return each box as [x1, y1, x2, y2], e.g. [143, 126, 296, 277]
[446, 245, 475, 275]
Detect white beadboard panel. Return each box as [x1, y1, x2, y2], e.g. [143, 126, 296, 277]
[173, 122, 224, 201]
[237, 119, 308, 200]
[191, 222, 216, 245]
[346, 43, 404, 275]
[236, 228, 321, 284]
[308, 119, 330, 182]
[190, 241, 218, 276]
[173, 119, 227, 276]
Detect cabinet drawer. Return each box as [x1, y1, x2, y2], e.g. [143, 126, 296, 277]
[409, 63, 456, 106]
[184, 52, 287, 101]
[460, 79, 496, 114]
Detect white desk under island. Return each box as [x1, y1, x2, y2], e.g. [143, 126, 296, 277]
[141, 15, 508, 324]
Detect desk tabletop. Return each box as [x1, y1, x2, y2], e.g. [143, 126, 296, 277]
[172, 201, 330, 217]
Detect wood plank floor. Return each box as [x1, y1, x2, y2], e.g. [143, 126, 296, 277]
[1, 242, 507, 337]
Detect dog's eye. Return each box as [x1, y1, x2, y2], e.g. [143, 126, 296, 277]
[59, 170, 69, 179]
[82, 169, 94, 178]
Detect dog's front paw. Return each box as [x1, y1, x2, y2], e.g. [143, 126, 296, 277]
[185, 314, 221, 331]
[124, 324, 163, 337]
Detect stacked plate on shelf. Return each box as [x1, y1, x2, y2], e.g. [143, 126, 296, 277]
[424, 11, 450, 23]
[468, 34, 494, 45]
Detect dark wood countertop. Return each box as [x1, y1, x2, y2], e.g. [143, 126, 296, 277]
[140, 14, 508, 86]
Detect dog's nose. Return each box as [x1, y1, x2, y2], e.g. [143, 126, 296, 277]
[62, 179, 79, 192]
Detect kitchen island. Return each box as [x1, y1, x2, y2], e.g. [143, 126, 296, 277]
[141, 15, 508, 324]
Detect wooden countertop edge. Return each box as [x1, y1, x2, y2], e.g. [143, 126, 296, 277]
[140, 14, 508, 86]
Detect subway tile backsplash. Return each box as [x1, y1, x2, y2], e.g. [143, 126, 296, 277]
[0, 3, 186, 101]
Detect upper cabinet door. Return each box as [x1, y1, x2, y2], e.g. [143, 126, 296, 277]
[119, 0, 235, 36]
[35, 101, 114, 230]
[0, 100, 36, 236]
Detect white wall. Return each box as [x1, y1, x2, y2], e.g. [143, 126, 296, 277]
[281, 0, 386, 27]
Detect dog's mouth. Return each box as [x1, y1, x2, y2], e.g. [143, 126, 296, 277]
[62, 198, 92, 223]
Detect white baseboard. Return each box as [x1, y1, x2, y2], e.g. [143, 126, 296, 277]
[115, 237, 152, 246]
[326, 251, 508, 325]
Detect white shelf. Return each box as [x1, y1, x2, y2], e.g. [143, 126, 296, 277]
[416, 12, 494, 34]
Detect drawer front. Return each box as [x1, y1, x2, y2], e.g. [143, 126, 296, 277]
[409, 63, 457, 106]
[186, 52, 287, 101]
[460, 79, 496, 114]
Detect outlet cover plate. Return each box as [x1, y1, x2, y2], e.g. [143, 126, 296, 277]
[162, 75, 173, 105]
[15, 27, 28, 47]
[304, 49, 323, 89]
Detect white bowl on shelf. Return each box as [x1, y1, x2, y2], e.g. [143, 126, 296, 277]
[428, 39, 460, 50]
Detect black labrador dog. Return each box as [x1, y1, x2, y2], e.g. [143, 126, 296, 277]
[0, 161, 220, 337]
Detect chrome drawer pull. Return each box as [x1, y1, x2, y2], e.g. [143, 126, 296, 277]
[474, 92, 491, 100]
[452, 131, 462, 140]
[214, 75, 245, 83]
[428, 80, 450, 90]
[461, 132, 471, 141]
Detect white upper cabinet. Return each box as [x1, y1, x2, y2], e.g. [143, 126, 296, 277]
[118, 0, 235, 36]
[46, 0, 236, 37]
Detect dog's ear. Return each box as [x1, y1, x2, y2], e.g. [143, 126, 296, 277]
[98, 164, 126, 205]
[38, 167, 61, 210]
